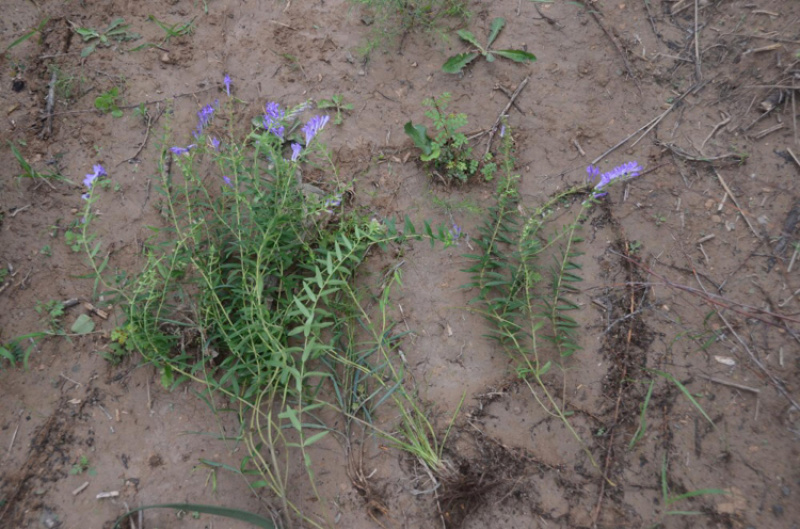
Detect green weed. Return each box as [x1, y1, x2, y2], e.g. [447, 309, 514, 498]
[95, 87, 124, 117]
[4, 17, 49, 55]
[69, 455, 96, 475]
[405, 92, 479, 183]
[35, 300, 65, 333]
[72, 18, 141, 58]
[148, 15, 196, 43]
[9, 142, 63, 182]
[442, 18, 536, 74]
[317, 94, 353, 125]
[659, 453, 727, 516]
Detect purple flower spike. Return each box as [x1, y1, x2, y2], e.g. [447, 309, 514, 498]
[263, 102, 286, 139]
[83, 164, 107, 190]
[589, 161, 642, 198]
[222, 175, 233, 189]
[290, 143, 302, 162]
[302, 115, 329, 145]
[210, 136, 221, 151]
[223, 75, 231, 96]
[170, 144, 196, 156]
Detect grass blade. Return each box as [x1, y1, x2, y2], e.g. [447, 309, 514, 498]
[113, 503, 275, 528]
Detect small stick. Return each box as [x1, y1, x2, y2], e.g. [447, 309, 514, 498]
[788, 147, 800, 169]
[72, 481, 90, 496]
[60, 373, 82, 387]
[778, 286, 800, 307]
[711, 167, 760, 238]
[97, 404, 113, 421]
[484, 76, 529, 158]
[573, 139, 585, 156]
[117, 106, 163, 166]
[699, 243, 710, 264]
[495, 83, 525, 114]
[693, 0, 702, 82]
[717, 192, 728, 212]
[96, 491, 120, 499]
[793, 81, 798, 146]
[698, 374, 760, 394]
[592, 85, 696, 165]
[39, 69, 57, 139]
[752, 123, 785, 139]
[583, 1, 641, 92]
[788, 246, 799, 273]
[7, 424, 19, 455]
[700, 112, 730, 151]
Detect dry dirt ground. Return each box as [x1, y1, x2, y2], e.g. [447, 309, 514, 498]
[2, 0, 800, 528]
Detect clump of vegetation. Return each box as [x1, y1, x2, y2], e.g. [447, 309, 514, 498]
[442, 17, 536, 73]
[317, 94, 353, 125]
[352, 0, 471, 55]
[94, 87, 124, 117]
[71, 17, 140, 57]
[404, 92, 479, 183]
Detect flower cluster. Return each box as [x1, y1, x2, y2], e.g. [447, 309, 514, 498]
[586, 161, 642, 197]
[223, 74, 231, 97]
[193, 100, 218, 139]
[302, 115, 329, 145]
[263, 102, 285, 139]
[82, 164, 107, 200]
[170, 144, 197, 156]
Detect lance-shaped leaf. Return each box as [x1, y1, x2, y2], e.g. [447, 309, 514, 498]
[487, 17, 505, 47]
[493, 49, 537, 64]
[404, 121, 433, 156]
[456, 29, 483, 52]
[442, 52, 480, 73]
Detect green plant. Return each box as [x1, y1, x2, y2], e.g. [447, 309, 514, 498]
[659, 454, 727, 516]
[653, 213, 666, 226]
[317, 95, 353, 125]
[69, 455, 93, 475]
[9, 142, 63, 182]
[95, 87, 123, 117]
[148, 15, 195, 43]
[40, 245, 52, 257]
[35, 300, 65, 332]
[353, 0, 470, 56]
[4, 17, 49, 56]
[72, 18, 140, 58]
[404, 92, 479, 183]
[462, 125, 597, 466]
[114, 504, 274, 529]
[442, 17, 536, 73]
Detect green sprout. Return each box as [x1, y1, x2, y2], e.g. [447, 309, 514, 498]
[442, 18, 536, 74]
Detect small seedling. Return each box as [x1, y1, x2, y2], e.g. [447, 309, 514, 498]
[95, 87, 123, 118]
[148, 15, 195, 43]
[653, 213, 666, 226]
[4, 17, 50, 56]
[132, 102, 149, 123]
[72, 18, 141, 58]
[35, 300, 65, 332]
[442, 18, 536, 73]
[660, 454, 727, 515]
[317, 95, 353, 125]
[404, 92, 479, 183]
[9, 142, 62, 181]
[69, 455, 96, 476]
[40, 245, 52, 257]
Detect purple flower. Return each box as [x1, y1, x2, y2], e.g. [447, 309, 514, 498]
[302, 115, 329, 145]
[324, 194, 342, 208]
[210, 136, 221, 151]
[81, 193, 90, 201]
[290, 142, 302, 162]
[83, 164, 106, 190]
[223, 75, 231, 96]
[589, 161, 642, 198]
[222, 175, 233, 188]
[263, 102, 285, 139]
[499, 124, 506, 138]
[170, 144, 197, 156]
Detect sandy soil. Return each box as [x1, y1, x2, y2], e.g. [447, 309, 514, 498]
[2, 0, 800, 528]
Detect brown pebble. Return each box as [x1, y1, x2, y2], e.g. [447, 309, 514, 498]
[711, 215, 722, 223]
[160, 53, 173, 64]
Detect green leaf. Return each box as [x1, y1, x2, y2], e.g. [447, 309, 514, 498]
[487, 18, 506, 47]
[71, 314, 95, 335]
[113, 504, 275, 529]
[456, 29, 482, 51]
[303, 430, 329, 447]
[403, 122, 432, 155]
[81, 43, 97, 58]
[111, 108, 123, 118]
[419, 143, 441, 162]
[492, 49, 537, 63]
[486, 53, 495, 63]
[442, 52, 479, 73]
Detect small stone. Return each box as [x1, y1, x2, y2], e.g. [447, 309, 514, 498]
[711, 214, 722, 223]
[782, 486, 791, 497]
[772, 504, 784, 517]
[160, 53, 173, 64]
